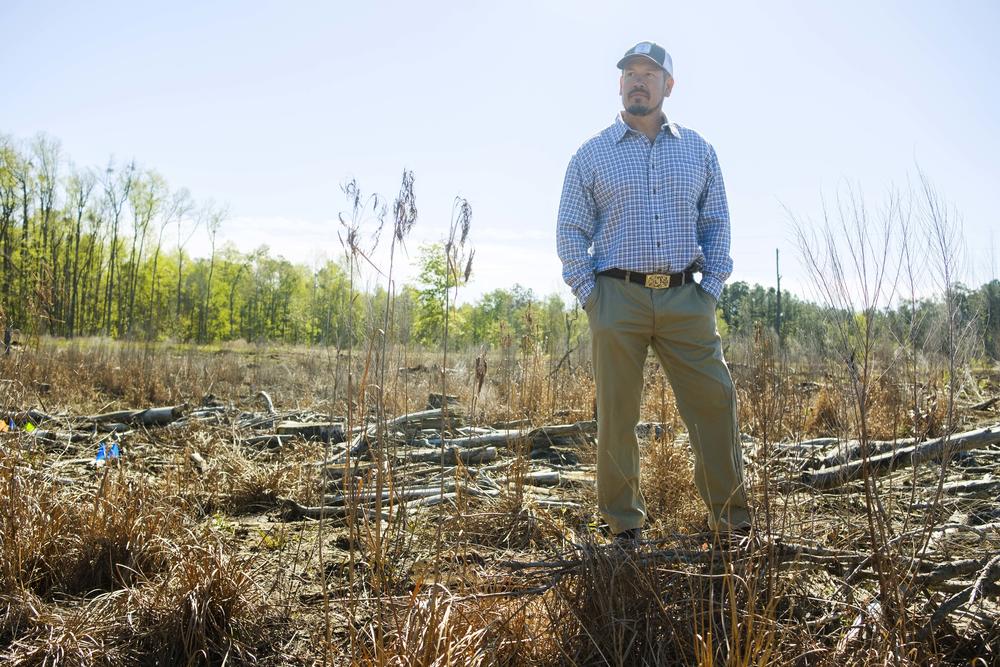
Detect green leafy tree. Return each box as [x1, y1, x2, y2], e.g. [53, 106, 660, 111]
[413, 243, 450, 345]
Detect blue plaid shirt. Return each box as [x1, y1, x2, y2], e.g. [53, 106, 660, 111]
[557, 114, 732, 306]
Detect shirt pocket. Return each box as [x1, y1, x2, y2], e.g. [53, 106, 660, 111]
[662, 158, 707, 210]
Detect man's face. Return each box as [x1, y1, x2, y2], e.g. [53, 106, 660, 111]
[619, 58, 673, 117]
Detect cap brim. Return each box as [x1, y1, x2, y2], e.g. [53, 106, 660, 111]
[618, 53, 662, 68]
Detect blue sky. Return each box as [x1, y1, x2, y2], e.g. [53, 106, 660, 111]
[2, 0, 997, 302]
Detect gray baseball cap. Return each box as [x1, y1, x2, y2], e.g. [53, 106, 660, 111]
[617, 41, 673, 77]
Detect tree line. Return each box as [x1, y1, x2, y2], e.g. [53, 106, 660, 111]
[1, 132, 997, 361]
[717, 279, 1000, 362]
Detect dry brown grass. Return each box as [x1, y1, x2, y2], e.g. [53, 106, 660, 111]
[803, 385, 846, 436]
[2, 336, 998, 665]
[1, 456, 178, 598]
[642, 436, 705, 534]
[0, 416, 293, 664]
[120, 539, 276, 664]
[354, 585, 559, 666]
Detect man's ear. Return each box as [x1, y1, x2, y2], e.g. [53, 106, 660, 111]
[619, 74, 625, 95]
[664, 75, 675, 97]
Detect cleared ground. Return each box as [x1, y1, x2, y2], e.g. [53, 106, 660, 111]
[1, 337, 999, 665]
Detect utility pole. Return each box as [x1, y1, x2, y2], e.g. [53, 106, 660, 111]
[775, 248, 782, 346]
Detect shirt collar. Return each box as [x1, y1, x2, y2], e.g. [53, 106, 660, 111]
[613, 113, 681, 142]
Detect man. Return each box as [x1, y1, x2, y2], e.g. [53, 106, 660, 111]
[556, 41, 750, 543]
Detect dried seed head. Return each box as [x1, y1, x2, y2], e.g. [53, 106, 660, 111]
[458, 200, 472, 245]
[448, 197, 472, 247]
[393, 170, 418, 242]
[464, 250, 475, 282]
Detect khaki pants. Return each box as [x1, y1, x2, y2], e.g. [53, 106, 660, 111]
[585, 274, 750, 534]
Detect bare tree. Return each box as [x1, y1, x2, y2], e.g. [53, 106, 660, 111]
[148, 187, 191, 338]
[11, 146, 34, 328]
[0, 136, 21, 332]
[199, 202, 227, 342]
[793, 183, 909, 647]
[101, 159, 135, 336]
[173, 188, 199, 323]
[31, 135, 61, 329]
[226, 249, 255, 339]
[124, 169, 166, 336]
[917, 168, 967, 434]
[65, 165, 96, 337]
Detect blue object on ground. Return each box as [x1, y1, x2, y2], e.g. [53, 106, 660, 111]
[96, 441, 121, 462]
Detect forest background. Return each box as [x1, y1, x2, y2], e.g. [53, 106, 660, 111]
[1, 133, 999, 361]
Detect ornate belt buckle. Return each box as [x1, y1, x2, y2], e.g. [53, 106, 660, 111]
[644, 273, 671, 289]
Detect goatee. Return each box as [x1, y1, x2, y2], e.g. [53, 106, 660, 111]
[625, 103, 654, 116]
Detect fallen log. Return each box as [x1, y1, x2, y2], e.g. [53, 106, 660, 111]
[969, 396, 999, 411]
[790, 425, 1000, 491]
[86, 405, 187, 427]
[344, 409, 470, 457]
[324, 484, 497, 506]
[524, 498, 581, 510]
[927, 556, 1000, 630]
[184, 411, 224, 424]
[491, 470, 561, 488]
[809, 438, 918, 470]
[1, 409, 56, 426]
[24, 429, 93, 443]
[528, 421, 597, 449]
[326, 486, 452, 505]
[409, 488, 501, 507]
[783, 437, 840, 449]
[188, 407, 227, 418]
[441, 430, 527, 449]
[408, 492, 460, 507]
[406, 445, 497, 465]
[940, 477, 1000, 497]
[387, 408, 464, 433]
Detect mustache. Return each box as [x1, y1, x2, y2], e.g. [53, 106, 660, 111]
[628, 88, 649, 96]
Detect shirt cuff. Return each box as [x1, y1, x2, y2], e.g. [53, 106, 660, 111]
[699, 274, 724, 301]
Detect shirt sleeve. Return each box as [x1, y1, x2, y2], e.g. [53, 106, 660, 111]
[696, 144, 733, 301]
[556, 153, 598, 307]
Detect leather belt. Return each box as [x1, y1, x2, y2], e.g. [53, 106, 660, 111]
[597, 268, 695, 289]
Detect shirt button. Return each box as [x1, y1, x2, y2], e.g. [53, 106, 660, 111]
[653, 188, 657, 193]
[655, 214, 660, 220]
